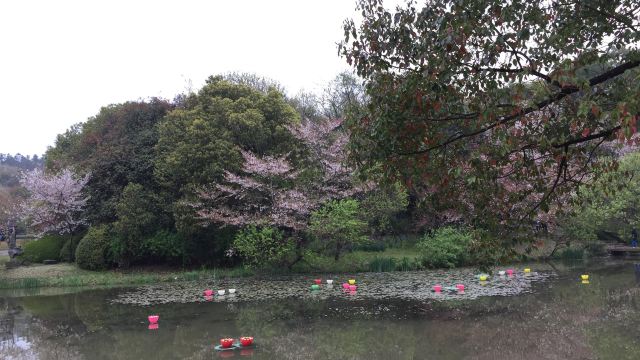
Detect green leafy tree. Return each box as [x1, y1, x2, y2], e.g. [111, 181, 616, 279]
[417, 227, 473, 268]
[155, 76, 298, 195]
[340, 0, 640, 233]
[232, 226, 296, 269]
[46, 99, 173, 224]
[112, 183, 162, 267]
[562, 152, 640, 244]
[308, 199, 368, 260]
[360, 183, 409, 236]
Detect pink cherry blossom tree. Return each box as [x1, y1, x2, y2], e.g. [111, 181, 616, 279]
[192, 118, 368, 232]
[20, 168, 90, 236]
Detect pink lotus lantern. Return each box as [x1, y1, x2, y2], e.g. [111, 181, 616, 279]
[314, 279, 322, 285]
[506, 269, 514, 276]
[349, 285, 357, 291]
[433, 284, 442, 292]
[342, 283, 350, 289]
[456, 284, 465, 291]
[148, 315, 159, 324]
[203, 289, 213, 297]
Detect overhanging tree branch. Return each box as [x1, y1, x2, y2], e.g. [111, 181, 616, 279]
[399, 59, 640, 156]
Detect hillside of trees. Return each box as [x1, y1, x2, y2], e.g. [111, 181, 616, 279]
[10, 0, 640, 271]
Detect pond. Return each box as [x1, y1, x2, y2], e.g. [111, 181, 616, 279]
[1, 259, 639, 359]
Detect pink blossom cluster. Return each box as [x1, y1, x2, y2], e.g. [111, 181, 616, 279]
[19, 168, 90, 236]
[193, 118, 367, 231]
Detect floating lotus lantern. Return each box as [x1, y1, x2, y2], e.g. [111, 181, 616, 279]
[456, 284, 465, 291]
[506, 269, 514, 276]
[349, 284, 357, 291]
[348, 279, 356, 285]
[326, 279, 334, 285]
[220, 338, 234, 349]
[228, 288, 236, 294]
[433, 284, 442, 292]
[524, 268, 531, 273]
[498, 271, 506, 276]
[479, 275, 488, 281]
[581, 274, 589, 281]
[148, 315, 159, 324]
[311, 284, 320, 290]
[240, 336, 254, 347]
[314, 279, 322, 285]
[203, 289, 213, 297]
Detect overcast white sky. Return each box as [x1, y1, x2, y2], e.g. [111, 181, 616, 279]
[0, 0, 392, 156]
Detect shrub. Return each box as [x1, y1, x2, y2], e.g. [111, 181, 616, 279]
[555, 247, 585, 260]
[233, 226, 296, 269]
[76, 226, 112, 270]
[59, 240, 74, 262]
[141, 230, 185, 264]
[308, 199, 368, 261]
[59, 233, 85, 262]
[417, 227, 473, 268]
[354, 242, 386, 252]
[20, 235, 66, 263]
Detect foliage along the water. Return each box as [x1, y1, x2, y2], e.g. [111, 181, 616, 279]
[561, 152, 640, 244]
[340, 0, 640, 233]
[309, 198, 369, 260]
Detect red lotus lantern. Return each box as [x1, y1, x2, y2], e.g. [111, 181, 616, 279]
[220, 338, 234, 348]
[240, 336, 254, 346]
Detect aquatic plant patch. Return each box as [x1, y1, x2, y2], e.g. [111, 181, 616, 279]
[112, 267, 555, 306]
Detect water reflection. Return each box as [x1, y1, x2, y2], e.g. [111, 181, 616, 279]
[0, 261, 640, 359]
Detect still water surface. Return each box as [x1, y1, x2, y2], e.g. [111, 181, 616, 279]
[1, 259, 640, 359]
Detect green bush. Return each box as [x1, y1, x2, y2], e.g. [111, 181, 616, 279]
[555, 247, 585, 260]
[308, 199, 368, 261]
[354, 242, 386, 252]
[59, 233, 85, 262]
[417, 227, 473, 268]
[21, 235, 66, 263]
[141, 230, 185, 264]
[76, 226, 112, 270]
[233, 226, 296, 269]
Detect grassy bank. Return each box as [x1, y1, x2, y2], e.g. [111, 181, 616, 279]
[0, 247, 422, 289]
[0, 260, 253, 289]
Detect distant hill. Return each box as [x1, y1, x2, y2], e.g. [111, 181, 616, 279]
[0, 153, 44, 188]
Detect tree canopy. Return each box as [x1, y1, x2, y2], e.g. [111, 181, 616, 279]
[46, 99, 173, 223]
[340, 0, 640, 231]
[154, 76, 299, 195]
